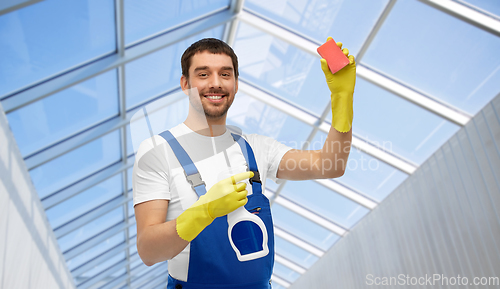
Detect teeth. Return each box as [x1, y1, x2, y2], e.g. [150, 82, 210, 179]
[206, 95, 222, 100]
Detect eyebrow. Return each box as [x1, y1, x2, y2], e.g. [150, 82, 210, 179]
[193, 66, 234, 72]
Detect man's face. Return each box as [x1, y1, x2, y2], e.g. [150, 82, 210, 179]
[181, 51, 238, 120]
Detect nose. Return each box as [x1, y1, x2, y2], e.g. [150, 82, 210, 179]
[209, 74, 221, 89]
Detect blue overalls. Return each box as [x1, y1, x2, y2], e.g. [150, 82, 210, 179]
[159, 130, 274, 289]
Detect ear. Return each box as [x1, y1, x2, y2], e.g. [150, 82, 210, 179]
[235, 78, 238, 94]
[180, 75, 189, 94]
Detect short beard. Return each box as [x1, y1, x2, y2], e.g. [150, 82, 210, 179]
[188, 85, 233, 119]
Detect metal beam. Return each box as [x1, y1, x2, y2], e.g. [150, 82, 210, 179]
[72, 239, 135, 277]
[223, 0, 244, 46]
[41, 158, 134, 210]
[275, 254, 307, 274]
[238, 8, 470, 134]
[64, 216, 136, 260]
[0, 0, 43, 17]
[274, 195, 347, 236]
[77, 259, 129, 289]
[321, 122, 418, 175]
[129, 263, 169, 288]
[357, 64, 471, 126]
[238, 9, 319, 56]
[356, 0, 397, 61]
[272, 275, 291, 288]
[274, 227, 324, 257]
[1, 9, 236, 112]
[98, 253, 143, 289]
[314, 179, 378, 209]
[25, 86, 183, 171]
[240, 80, 417, 174]
[421, 0, 500, 37]
[54, 194, 132, 238]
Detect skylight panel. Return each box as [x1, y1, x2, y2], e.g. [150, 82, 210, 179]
[0, 0, 115, 97]
[29, 130, 121, 199]
[362, 0, 500, 115]
[6, 70, 118, 157]
[328, 78, 461, 165]
[244, 0, 389, 54]
[124, 0, 230, 45]
[227, 92, 312, 148]
[275, 236, 319, 268]
[280, 180, 369, 228]
[273, 204, 340, 251]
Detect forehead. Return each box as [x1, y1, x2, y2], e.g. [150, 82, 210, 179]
[190, 51, 233, 71]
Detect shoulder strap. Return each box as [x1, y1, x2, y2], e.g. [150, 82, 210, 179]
[231, 133, 263, 195]
[158, 130, 207, 197]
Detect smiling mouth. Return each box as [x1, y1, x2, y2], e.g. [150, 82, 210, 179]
[205, 95, 224, 100]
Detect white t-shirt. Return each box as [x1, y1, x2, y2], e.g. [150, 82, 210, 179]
[132, 123, 292, 281]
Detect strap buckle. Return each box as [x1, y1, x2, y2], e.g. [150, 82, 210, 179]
[250, 170, 261, 184]
[186, 172, 206, 190]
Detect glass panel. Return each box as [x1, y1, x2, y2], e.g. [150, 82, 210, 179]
[129, 242, 138, 257]
[233, 22, 331, 116]
[67, 232, 125, 272]
[458, 0, 500, 16]
[273, 204, 339, 251]
[30, 130, 121, 199]
[130, 262, 167, 287]
[245, 0, 389, 53]
[227, 92, 312, 149]
[77, 252, 126, 283]
[126, 124, 134, 156]
[124, 0, 230, 45]
[45, 174, 123, 229]
[7, 70, 118, 157]
[128, 199, 134, 217]
[265, 179, 280, 191]
[127, 167, 133, 192]
[275, 236, 318, 268]
[0, 0, 115, 97]
[273, 262, 301, 283]
[362, 0, 500, 115]
[125, 25, 224, 109]
[328, 78, 460, 164]
[58, 207, 124, 253]
[310, 131, 408, 201]
[129, 224, 137, 238]
[280, 181, 369, 228]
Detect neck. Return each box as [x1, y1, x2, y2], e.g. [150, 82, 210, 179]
[184, 106, 227, 137]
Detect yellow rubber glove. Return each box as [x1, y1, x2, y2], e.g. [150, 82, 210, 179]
[176, 171, 253, 242]
[320, 37, 356, 133]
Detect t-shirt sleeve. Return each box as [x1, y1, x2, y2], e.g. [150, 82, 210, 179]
[247, 134, 292, 184]
[133, 136, 171, 206]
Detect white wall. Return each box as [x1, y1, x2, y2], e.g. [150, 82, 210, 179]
[0, 103, 75, 289]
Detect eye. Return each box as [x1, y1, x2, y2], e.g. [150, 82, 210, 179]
[199, 73, 208, 77]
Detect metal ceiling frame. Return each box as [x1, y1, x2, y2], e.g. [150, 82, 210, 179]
[0, 0, 43, 16]
[421, 0, 500, 37]
[2, 0, 496, 288]
[238, 7, 471, 128]
[238, 80, 417, 174]
[1, 9, 236, 112]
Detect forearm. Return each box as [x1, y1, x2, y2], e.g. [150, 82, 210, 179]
[137, 219, 188, 266]
[320, 124, 352, 177]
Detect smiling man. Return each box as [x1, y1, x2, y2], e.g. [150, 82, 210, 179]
[133, 38, 356, 288]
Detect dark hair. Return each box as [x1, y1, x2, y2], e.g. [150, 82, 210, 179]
[181, 38, 239, 79]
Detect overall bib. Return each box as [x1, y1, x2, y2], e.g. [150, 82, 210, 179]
[159, 131, 274, 289]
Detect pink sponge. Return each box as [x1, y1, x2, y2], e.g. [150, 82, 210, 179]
[317, 38, 350, 74]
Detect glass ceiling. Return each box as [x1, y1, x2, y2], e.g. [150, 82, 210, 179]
[1, 0, 499, 288]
